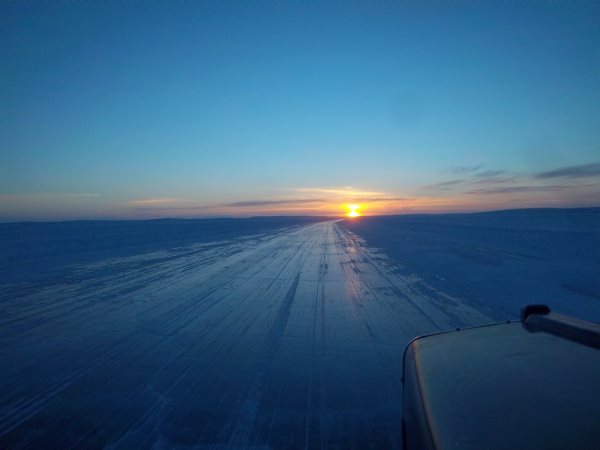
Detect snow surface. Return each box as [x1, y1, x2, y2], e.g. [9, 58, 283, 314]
[0, 209, 598, 448]
[342, 208, 600, 323]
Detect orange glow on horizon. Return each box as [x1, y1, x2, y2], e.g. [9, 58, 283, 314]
[117, 192, 555, 220]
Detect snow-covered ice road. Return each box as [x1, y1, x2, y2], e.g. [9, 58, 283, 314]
[0, 220, 492, 449]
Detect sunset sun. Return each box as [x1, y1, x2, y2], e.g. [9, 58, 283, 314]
[346, 204, 362, 218]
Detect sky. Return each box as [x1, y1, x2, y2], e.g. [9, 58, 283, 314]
[2, 1, 600, 221]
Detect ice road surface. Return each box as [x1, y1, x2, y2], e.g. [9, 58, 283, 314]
[1, 211, 598, 449]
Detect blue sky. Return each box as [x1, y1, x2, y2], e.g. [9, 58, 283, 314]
[2, 2, 600, 220]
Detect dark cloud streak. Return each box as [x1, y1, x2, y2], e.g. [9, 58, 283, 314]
[442, 165, 482, 174]
[536, 162, 600, 179]
[470, 176, 516, 185]
[225, 198, 326, 207]
[467, 185, 571, 195]
[134, 198, 327, 212]
[423, 179, 465, 189]
[475, 170, 506, 178]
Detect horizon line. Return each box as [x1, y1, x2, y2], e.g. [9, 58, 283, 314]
[2, 205, 599, 225]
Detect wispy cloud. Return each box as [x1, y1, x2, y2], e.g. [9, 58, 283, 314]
[467, 185, 571, 195]
[423, 179, 466, 190]
[535, 162, 600, 179]
[294, 187, 385, 197]
[0, 192, 100, 201]
[470, 176, 516, 185]
[475, 169, 506, 178]
[225, 198, 326, 207]
[353, 196, 412, 203]
[129, 198, 181, 206]
[133, 198, 328, 212]
[423, 168, 514, 191]
[442, 165, 482, 174]
[426, 167, 514, 191]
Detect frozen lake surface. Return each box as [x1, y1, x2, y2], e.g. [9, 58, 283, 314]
[342, 208, 600, 322]
[1, 210, 599, 449]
